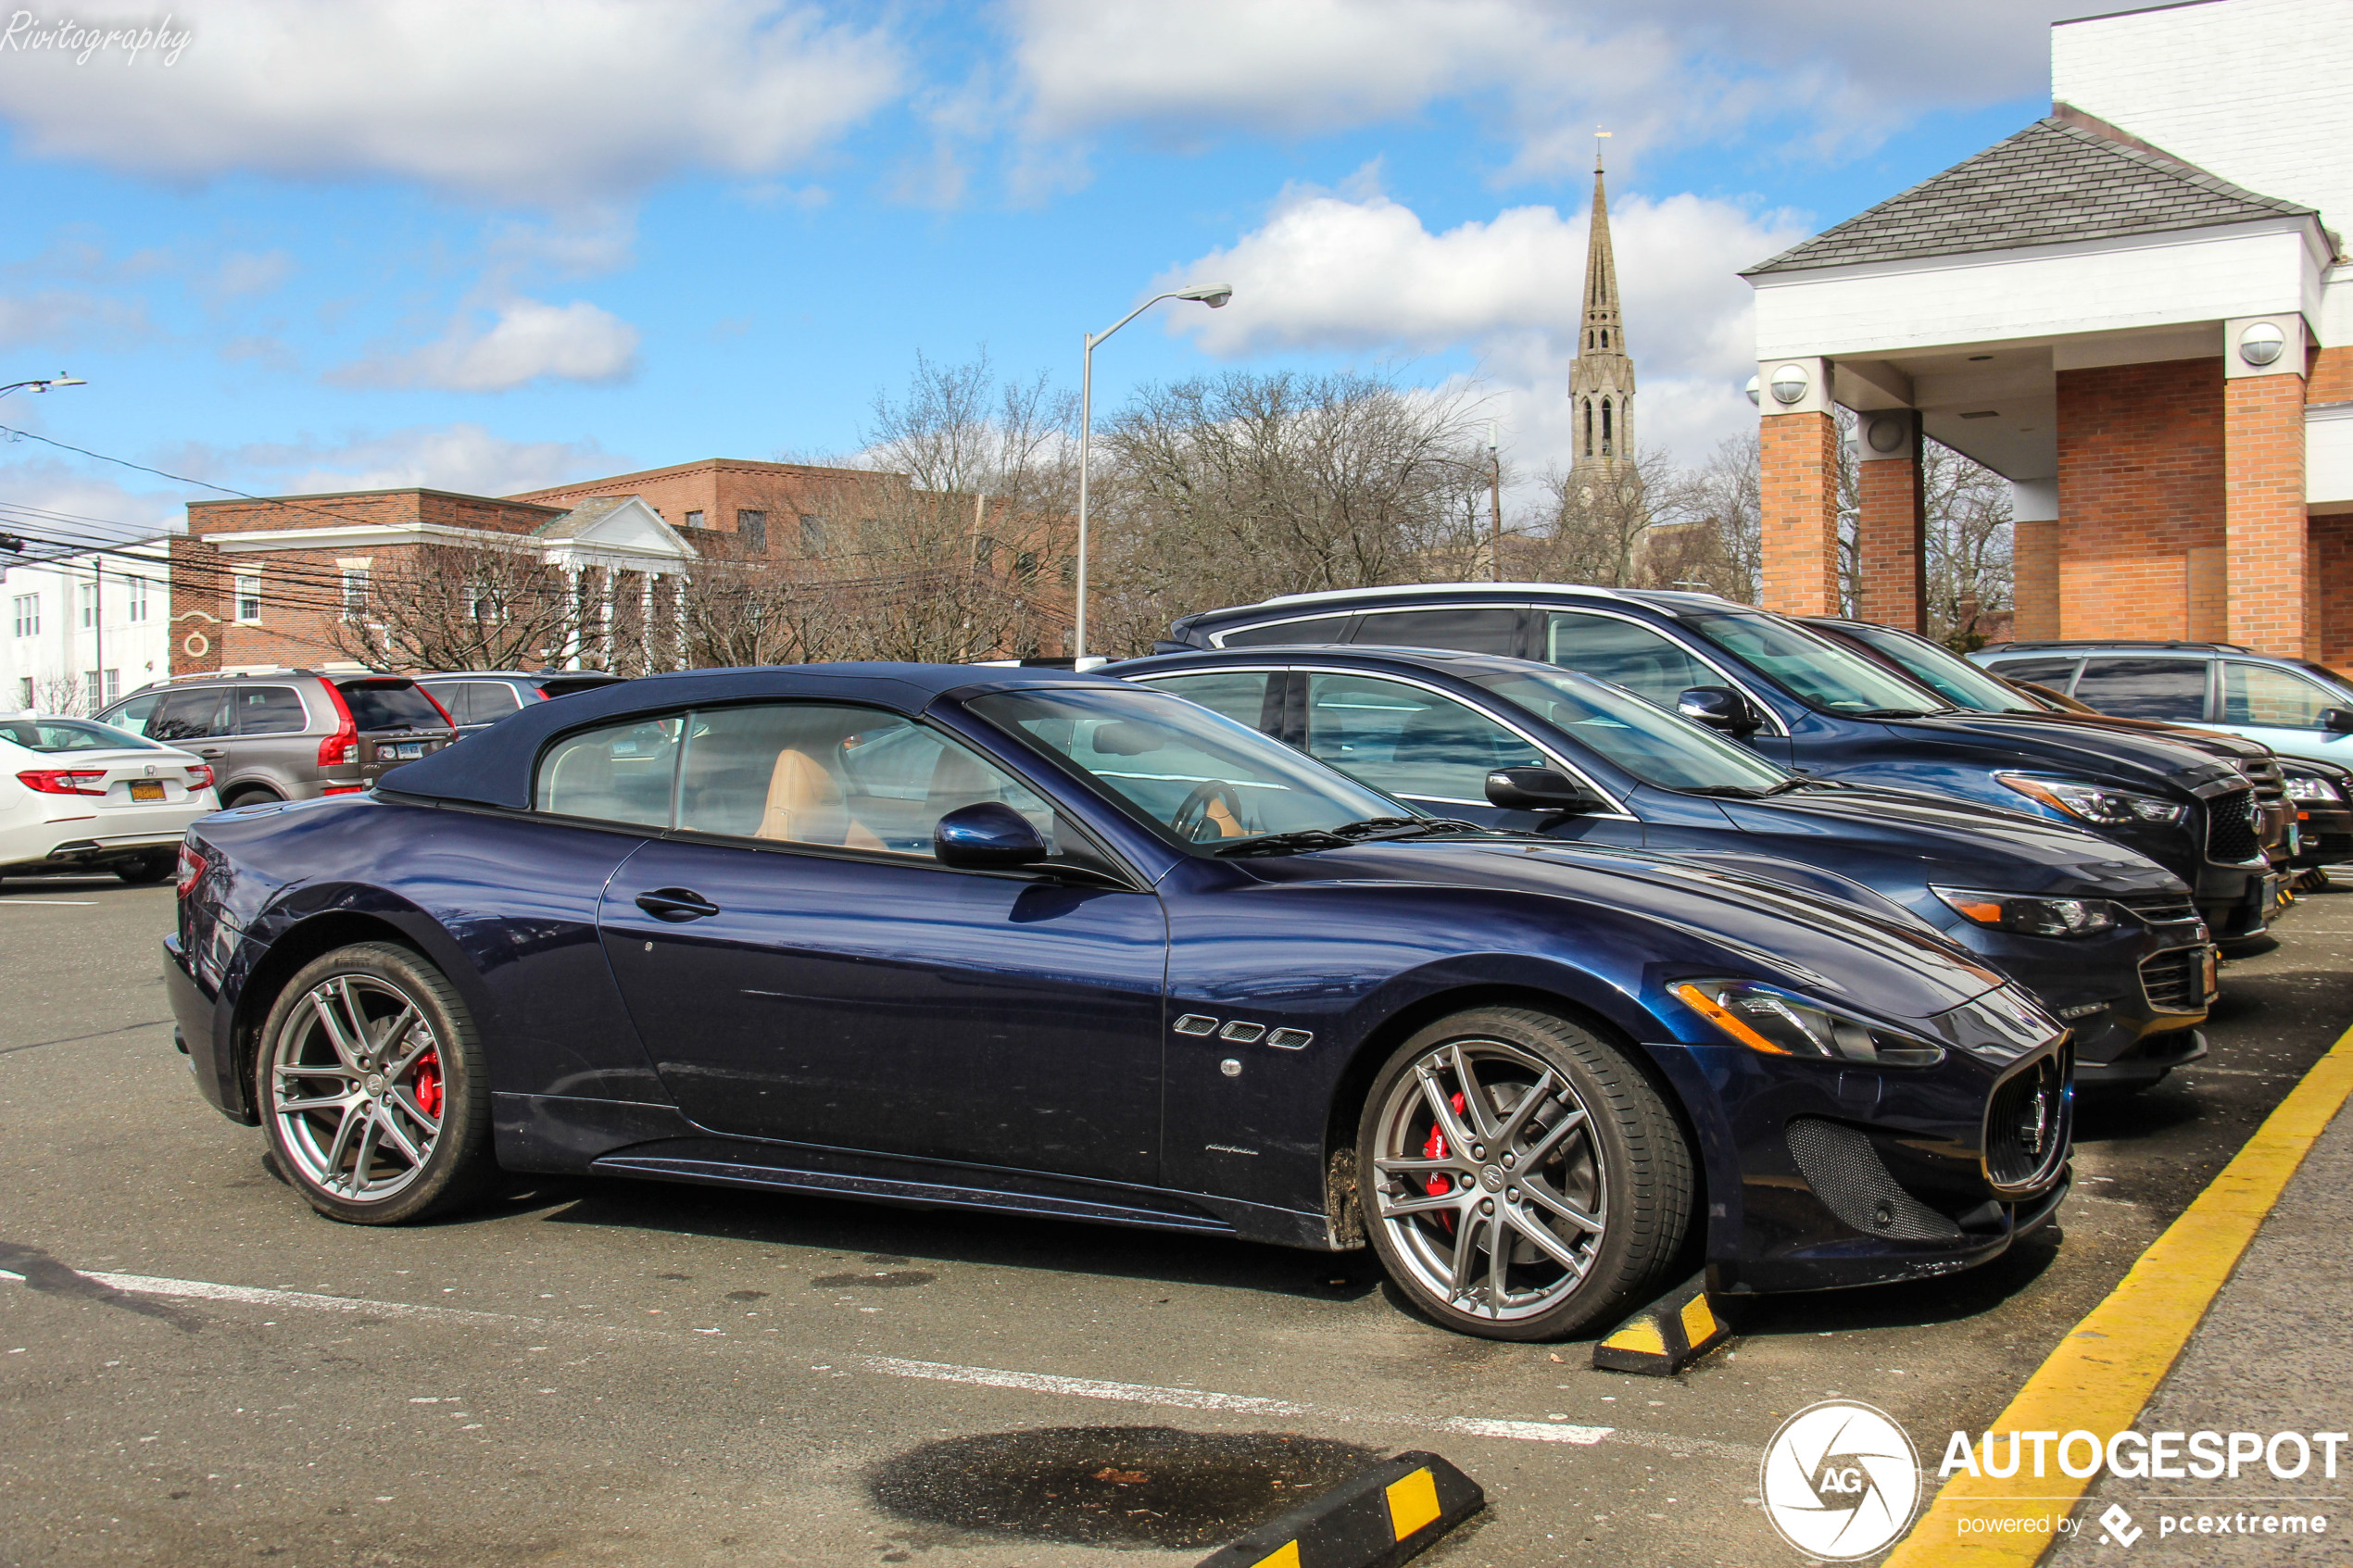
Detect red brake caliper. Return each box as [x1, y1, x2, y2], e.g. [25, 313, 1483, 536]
[1421, 1090, 1468, 1231]
[412, 1050, 443, 1120]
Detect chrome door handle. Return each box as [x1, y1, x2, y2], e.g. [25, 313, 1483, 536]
[635, 888, 720, 922]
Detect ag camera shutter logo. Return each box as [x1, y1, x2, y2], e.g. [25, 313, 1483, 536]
[1759, 1399, 1922, 1560]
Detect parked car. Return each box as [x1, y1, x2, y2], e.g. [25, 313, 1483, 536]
[1, 714, 219, 884]
[165, 663, 2071, 1340]
[1806, 617, 2305, 887]
[416, 670, 627, 736]
[1161, 585, 2287, 943]
[1111, 646, 2212, 1089]
[1969, 640, 2353, 770]
[99, 671, 458, 808]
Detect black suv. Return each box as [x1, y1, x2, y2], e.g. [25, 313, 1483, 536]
[1163, 585, 2286, 941]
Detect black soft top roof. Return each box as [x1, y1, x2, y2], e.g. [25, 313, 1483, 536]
[378, 661, 1114, 810]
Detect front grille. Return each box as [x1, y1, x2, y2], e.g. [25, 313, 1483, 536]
[2206, 791, 2262, 864]
[2114, 891, 2199, 925]
[1984, 1051, 2070, 1191]
[1785, 1117, 1962, 1241]
[2140, 948, 2206, 1013]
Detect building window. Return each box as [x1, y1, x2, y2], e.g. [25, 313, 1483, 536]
[1600, 330, 1608, 349]
[125, 577, 148, 622]
[79, 581, 97, 629]
[234, 575, 262, 622]
[1601, 397, 1613, 457]
[82, 671, 101, 710]
[737, 510, 768, 552]
[1581, 399, 1593, 458]
[1015, 550, 1038, 585]
[15, 677, 30, 708]
[685, 510, 705, 528]
[1060, 558, 1076, 588]
[341, 568, 370, 618]
[799, 514, 825, 555]
[973, 533, 997, 572]
[9, 593, 35, 638]
[104, 669, 120, 703]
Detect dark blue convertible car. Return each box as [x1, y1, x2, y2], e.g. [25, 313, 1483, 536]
[165, 664, 2071, 1340]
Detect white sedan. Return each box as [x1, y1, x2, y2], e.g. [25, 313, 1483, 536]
[0, 714, 220, 884]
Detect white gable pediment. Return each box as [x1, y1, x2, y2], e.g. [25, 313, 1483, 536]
[538, 495, 697, 567]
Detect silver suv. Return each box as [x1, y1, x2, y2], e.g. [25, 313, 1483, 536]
[98, 670, 458, 808]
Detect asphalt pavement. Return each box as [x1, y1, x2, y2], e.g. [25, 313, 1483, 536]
[3, 872, 2349, 1567]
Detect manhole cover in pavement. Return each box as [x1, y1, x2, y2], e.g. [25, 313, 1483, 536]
[866, 1424, 1378, 1549]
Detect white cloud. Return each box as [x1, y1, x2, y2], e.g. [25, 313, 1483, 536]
[0, 0, 902, 205]
[333, 297, 641, 393]
[1008, 0, 2077, 177]
[0, 288, 154, 351]
[1152, 176, 1804, 468]
[0, 458, 187, 546]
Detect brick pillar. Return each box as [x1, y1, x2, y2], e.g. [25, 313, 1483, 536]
[1854, 411, 1925, 632]
[2223, 370, 2309, 656]
[167, 535, 225, 675]
[1759, 410, 1841, 615]
[2013, 521, 2059, 639]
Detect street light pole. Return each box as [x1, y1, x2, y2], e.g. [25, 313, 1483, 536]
[1486, 421, 1503, 583]
[1074, 285, 1231, 660]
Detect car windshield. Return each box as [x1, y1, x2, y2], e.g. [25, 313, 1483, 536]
[1842, 625, 2039, 713]
[1470, 668, 1793, 793]
[1683, 611, 1951, 717]
[0, 717, 158, 753]
[968, 684, 1416, 850]
[336, 681, 447, 731]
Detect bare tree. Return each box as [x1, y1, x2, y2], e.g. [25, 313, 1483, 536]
[32, 672, 85, 715]
[1529, 445, 1685, 587]
[323, 542, 574, 672]
[680, 560, 854, 668]
[1651, 433, 1763, 602]
[1922, 438, 2014, 648]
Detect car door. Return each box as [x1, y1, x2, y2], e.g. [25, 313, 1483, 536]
[586, 701, 1169, 1185]
[2217, 660, 2353, 765]
[1295, 670, 1643, 845]
[145, 688, 230, 775]
[223, 684, 313, 795]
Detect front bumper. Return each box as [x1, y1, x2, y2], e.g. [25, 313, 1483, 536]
[1644, 1032, 2072, 1297]
[1944, 918, 2209, 1068]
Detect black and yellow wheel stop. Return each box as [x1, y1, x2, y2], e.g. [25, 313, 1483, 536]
[1591, 1271, 1735, 1375]
[1194, 1451, 1483, 1568]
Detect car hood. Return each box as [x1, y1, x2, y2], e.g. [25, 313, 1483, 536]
[1234, 836, 2009, 1022]
[1711, 784, 2184, 896]
[1884, 711, 2243, 797]
[2005, 709, 2272, 762]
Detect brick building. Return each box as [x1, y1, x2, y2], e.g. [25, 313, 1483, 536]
[1743, 0, 2353, 664]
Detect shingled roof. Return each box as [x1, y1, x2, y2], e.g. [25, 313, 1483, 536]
[1743, 117, 2316, 277]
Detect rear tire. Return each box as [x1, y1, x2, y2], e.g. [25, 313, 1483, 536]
[114, 852, 175, 884]
[253, 941, 496, 1225]
[1356, 1005, 1692, 1341]
[224, 787, 282, 809]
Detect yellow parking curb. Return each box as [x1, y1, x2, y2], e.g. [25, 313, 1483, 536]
[1882, 1022, 2353, 1566]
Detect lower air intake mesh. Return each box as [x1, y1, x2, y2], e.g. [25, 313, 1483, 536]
[1784, 1117, 1963, 1242]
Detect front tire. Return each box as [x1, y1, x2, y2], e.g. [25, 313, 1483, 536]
[253, 941, 496, 1224]
[1357, 1006, 1692, 1340]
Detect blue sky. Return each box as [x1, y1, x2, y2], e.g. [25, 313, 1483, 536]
[0, 1, 2086, 544]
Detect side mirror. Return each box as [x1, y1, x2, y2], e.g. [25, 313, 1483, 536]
[1678, 685, 1760, 736]
[933, 801, 1049, 869]
[2323, 709, 2353, 735]
[1485, 767, 1602, 814]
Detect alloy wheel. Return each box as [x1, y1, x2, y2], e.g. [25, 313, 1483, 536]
[268, 973, 446, 1203]
[1368, 1036, 1608, 1323]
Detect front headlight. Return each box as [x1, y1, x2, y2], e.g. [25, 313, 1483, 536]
[1670, 978, 1946, 1067]
[2285, 775, 2341, 803]
[1995, 772, 2187, 827]
[1931, 885, 2117, 937]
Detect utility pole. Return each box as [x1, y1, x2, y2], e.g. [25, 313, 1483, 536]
[1487, 422, 1504, 583]
[91, 557, 102, 712]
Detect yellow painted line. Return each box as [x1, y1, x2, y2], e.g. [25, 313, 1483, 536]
[1883, 1022, 2353, 1567]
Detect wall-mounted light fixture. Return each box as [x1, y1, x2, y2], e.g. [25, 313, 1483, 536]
[2238, 320, 2286, 367]
[1768, 364, 1809, 405]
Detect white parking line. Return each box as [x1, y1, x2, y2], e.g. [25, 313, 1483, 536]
[0, 899, 99, 906]
[7, 1267, 1755, 1459]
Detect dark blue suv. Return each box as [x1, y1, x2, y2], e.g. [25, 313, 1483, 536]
[1161, 585, 2285, 943]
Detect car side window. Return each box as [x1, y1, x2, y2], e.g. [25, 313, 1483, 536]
[419, 682, 468, 725]
[1137, 671, 1277, 732]
[1982, 656, 2080, 689]
[2073, 658, 2207, 721]
[1216, 614, 1351, 647]
[147, 689, 227, 742]
[2223, 663, 2341, 729]
[230, 684, 308, 735]
[469, 681, 522, 721]
[1349, 606, 1521, 656]
[103, 691, 162, 737]
[536, 716, 684, 827]
[1303, 672, 1545, 805]
[1543, 613, 1721, 709]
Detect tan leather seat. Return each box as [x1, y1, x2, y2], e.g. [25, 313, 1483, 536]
[758, 749, 883, 849]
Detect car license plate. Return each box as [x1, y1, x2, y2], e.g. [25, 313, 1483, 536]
[2203, 947, 2221, 1001]
[129, 779, 165, 801]
[388, 742, 424, 759]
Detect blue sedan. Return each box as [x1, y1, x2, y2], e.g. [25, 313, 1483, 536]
[164, 664, 2070, 1340]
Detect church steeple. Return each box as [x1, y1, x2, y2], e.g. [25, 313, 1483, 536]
[1567, 138, 1636, 496]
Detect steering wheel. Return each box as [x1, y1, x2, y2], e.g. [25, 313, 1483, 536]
[1170, 779, 1248, 843]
